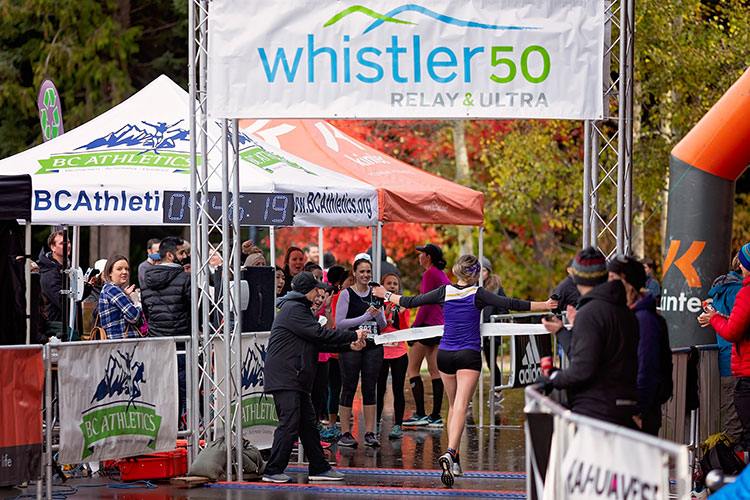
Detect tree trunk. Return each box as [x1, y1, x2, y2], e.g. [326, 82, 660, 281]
[452, 120, 473, 255]
[92, 226, 131, 264]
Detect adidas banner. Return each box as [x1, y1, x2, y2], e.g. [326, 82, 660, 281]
[207, 0, 605, 120]
[57, 339, 178, 463]
[214, 333, 279, 449]
[512, 334, 551, 388]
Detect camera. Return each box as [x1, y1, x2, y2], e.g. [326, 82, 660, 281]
[702, 299, 716, 314]
[368, 281, 384, 308]
[550, 293, 561, 314]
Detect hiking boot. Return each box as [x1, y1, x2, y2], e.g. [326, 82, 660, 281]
[427, 415, 443, 428]
[389, 424, 403, 439]
[364, 432, 380, 447]
[262, 473, 292, 483]
[309, 469, 345, 481]
[338, 432, 358, 447]
[438, 452, 455, 487]
[403, 413, 429, 426]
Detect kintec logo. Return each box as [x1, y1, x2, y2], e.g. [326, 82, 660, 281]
[256, 3, 551, 110]
[518, 339, 542, 385]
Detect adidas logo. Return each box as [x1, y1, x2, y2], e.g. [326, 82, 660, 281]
[518, 338, 543, 385]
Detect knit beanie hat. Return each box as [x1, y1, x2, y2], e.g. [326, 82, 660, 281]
[738, 243, 750, 273]
[607, 255, 647, 290]
[571, 247, 608, 286]
[481, 256, 492, 272]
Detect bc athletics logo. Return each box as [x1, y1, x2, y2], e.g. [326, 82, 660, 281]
[323, 5, 539, 35]
[662, 240, 706, 288]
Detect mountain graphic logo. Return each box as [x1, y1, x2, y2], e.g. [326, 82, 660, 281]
[518, 338, 542, 385]
[91, 345, 146, 411]
[323, 4, 539, 35]
[242, 343, 267, 391]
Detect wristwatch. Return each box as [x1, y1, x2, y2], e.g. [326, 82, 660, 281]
[384, 291, 393, 302]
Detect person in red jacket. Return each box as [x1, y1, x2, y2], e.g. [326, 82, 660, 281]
[699, 242, 750, 450]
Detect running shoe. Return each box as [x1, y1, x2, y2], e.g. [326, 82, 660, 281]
[427, 415, 443, 428]
[320, 440, 332, 449]
[364, 432, 381, 447]
[389, 424, 403, 439]
[262, 473, 292, 483]
[338, 432, 358, 447]
[438, 452, 455, 487]
[309, 469, 345, 481]
[403, 413, 429, 426]
[319, 427, 341, 442]
[452, 460, 464, 477]
[493, 391, 505, 404]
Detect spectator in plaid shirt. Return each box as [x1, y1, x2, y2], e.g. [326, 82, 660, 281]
[98, 254, 143, 339]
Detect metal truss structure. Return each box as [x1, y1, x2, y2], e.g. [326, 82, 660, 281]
[188, 0, 245, 479]
[187, 0, 634, 478]
[582, 0, 635, 256]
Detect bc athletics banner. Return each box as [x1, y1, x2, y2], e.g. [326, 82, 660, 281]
[0, 347, 44, 487]
[207, 0, 604, 120]
[215, 334, 279, 449]
[556, 426, 666, 500]
[57, 340, 178, 463]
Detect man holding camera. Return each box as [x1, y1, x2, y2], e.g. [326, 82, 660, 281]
[263, 271, 367, 483]
[540, 247, 640, 428]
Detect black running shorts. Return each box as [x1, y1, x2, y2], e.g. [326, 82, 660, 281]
[437, 348, 482, 374]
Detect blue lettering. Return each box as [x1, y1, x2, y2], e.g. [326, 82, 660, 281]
[413, 36, 421, 83]
[356, 47, 383, 83]
[386, 36, 407, 83]
[129, 196, 143, 211]
[55, 190, 72, 210]
[308, 34, 337, 83]
[34, 190, 51, 210]
[258, 47, 303, 82]
[73, 191, 92, 211]
[463, 46, 484, 82]
[427, 47, 457, 83]
[343, 35, 351, 83]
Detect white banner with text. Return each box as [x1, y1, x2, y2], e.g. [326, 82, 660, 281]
[57, 340, 178, 463]
[208, 0, 604, 119]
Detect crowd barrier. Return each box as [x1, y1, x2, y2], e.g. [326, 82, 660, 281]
[38, 336, 191, 499]
[525, 384, 691, 499]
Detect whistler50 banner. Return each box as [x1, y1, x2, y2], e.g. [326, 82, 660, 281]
[57, 340, 178, 463]
[208, 0, 604, 120]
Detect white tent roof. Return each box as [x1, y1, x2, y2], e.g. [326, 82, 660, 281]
[0, 75, 378, 227]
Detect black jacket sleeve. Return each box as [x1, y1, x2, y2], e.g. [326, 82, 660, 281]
[288, 302, 357, 345]
[552, 311, 603, 389]
[399, 286, 447, 308]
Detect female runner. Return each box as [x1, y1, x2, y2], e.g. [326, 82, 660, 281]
[373, 254, 556, 486]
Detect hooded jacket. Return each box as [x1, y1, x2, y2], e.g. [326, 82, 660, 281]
[265, 291, 357, 394]
[141, 263, 191, 336]
[38, 250, 63, 321]
[631, 292, 663, 412]
[711, 275, 750, 378]
[552, 279, 640, 426]
[708, 271, 744, 377]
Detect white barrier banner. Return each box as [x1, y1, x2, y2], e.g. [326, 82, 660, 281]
[57, 340, 178, 463]
[215, 334, 278, 449]
[208, 0, 604, 120]
[374, 322, 550, 344]
[558, 426, 667, 500]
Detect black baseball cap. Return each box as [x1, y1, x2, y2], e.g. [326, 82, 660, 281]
[416, 243, 443, 263]
[291, 271, 329, 294]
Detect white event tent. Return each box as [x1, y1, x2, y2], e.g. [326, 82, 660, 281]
[0, 75, 378, 228]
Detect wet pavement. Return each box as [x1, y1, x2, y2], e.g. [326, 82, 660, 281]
[0, 374, 528, 499]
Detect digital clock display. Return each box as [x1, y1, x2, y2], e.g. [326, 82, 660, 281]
[162, 191, 294, 226]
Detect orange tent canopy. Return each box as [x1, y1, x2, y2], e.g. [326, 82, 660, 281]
[671, 67, 750, 181]
[239, 119, 485, 226]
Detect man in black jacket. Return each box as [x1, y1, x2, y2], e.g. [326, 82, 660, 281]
[541, 247, 640, 428]
[263, 271, 366, 484]
[141, 236, 189, 425]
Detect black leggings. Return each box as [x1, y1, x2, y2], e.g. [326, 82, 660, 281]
[376, 354, 408, 425]
[311, 360, 329, 421]
[339, 344, 383, 407]
[327, 357, 341, 415]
